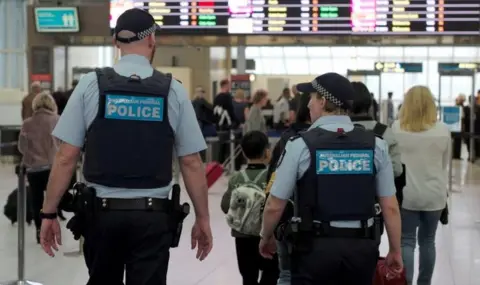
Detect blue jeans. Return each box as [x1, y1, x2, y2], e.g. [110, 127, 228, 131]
[401, 209, 442, 285]
[277, 240, 291, 285]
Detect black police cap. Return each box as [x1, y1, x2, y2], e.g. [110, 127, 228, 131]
[296, 73, 355, 110]
[114, 8, 160, 44]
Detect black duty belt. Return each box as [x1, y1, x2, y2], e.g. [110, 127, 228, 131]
[97, 197, 172, 211]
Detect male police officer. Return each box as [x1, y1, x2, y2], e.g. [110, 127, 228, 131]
[260, 73, 403, 285]
[39, 8, 212, 285]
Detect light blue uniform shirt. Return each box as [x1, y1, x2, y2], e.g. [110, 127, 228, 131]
[52, 54, 207, 199]
[270, 115, 396, 228]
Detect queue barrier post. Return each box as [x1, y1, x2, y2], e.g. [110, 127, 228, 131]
[1, 161, 43, 285]
[229, 130, 236, 174]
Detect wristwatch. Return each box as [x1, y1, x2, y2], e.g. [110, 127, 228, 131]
[39, 210, 57, 220]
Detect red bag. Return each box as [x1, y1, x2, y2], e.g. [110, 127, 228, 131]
[206, 162, 223, 188]
[373, 257, 407, 285]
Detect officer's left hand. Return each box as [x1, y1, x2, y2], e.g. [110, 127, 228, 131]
[259, 236, 276, 259]
[40, 218, 62, 257]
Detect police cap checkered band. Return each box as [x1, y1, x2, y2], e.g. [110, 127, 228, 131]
[311, 79, 343, 106]
[114, 8, 160, 44]
[295, 72, 356, 109]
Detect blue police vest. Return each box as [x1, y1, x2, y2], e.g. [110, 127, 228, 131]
[83, 68, 174, 189]
[296, 127, 377, 223]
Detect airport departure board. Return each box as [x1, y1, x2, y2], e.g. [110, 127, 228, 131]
[109, 0, 480, 35]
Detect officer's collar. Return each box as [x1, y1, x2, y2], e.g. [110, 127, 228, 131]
[118, 54, 150, 65]
[309, 115, 352, 130]
[350, 115, 375, 122]
[246, 163, 267, 169]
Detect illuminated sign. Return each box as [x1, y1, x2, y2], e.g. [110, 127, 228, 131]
[374, 62, 423, 73]
[35, 7, 80, 33]
[438, 63, 480, 73]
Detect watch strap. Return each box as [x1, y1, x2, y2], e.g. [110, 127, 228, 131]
[40, 211, 57, 220]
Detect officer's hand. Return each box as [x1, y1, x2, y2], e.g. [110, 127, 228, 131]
[385, 250, 403, 279]
[259, 236, 276, 259]
[40, 218, 62, 257]
[191, 217, 213, 261]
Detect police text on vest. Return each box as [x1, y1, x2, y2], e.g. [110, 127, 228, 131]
[315, 150, 374, 175]
[105, 94, 164, 122]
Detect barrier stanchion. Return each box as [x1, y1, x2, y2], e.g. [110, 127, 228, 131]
[229, 130, 235, 174]
[448, 144, 453, 194]
[1, 165, 43, 285]
[205, 137, 217, 163]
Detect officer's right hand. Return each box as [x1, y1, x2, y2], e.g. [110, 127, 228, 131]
[191, 217, 213, 261]
[385, 250, 404, 279]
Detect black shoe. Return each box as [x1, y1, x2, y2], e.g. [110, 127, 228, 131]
[36, 229, 40, 244]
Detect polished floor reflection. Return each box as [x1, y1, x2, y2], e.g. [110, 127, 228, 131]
[0, 159, 479, 285]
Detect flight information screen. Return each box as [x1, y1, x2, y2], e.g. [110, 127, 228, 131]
[109, 0, 480, 35]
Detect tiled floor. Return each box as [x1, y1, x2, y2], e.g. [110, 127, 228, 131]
[0, 159, 479, 285]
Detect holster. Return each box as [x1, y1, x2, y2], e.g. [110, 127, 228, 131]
[169, 184, 190, 248]
[66, 182, 97, 240]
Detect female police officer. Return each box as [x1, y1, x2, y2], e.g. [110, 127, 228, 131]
[39, 8, 212, 285]
[260, 73, 403, 285]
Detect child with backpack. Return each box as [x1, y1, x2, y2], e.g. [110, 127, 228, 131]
[221, 131, 279, 285]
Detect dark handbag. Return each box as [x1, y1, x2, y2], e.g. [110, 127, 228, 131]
[440, 204, 449, 225]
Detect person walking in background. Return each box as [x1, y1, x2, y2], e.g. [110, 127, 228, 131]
[51, 91, 69, 115]
[64, 79, 79, 100]
[273, 88, 291, 130]
[214, 79, 239, 164]
[350, 82, 403, 178]
[244, 89, 269, 134]
[232, 89, 249, 125]
[192, 85, 216, 137]
[452, 94, 466, 159]
[387, 91, 395, 126]
[214, 79, 238, 130]
[18, 92, 60, 244]
[288, 84, 301, 122]
[392, 85, 450, 285]
[232, 89, 249, 169]
[21, 81, 42, 121]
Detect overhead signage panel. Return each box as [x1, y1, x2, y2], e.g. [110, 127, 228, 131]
[374, 62, 423, 73]
[438, 62, 480, 73]
[35, 7, 80, 33]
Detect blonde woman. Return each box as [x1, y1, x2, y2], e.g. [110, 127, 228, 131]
[18, 91, 60, 243]
[392, 86, 450, 285]
[243, 89, 269, 134]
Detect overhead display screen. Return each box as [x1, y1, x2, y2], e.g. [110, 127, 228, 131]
[109, 0, 480, 35]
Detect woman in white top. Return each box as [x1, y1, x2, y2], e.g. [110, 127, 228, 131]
[392, 86, 450, 285]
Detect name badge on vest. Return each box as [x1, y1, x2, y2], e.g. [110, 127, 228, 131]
[315, 150, 374, 175]
[104, 94, 164, 122]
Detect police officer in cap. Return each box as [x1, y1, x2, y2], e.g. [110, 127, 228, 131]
[39, 8, 213, 285]
[260, 73, 403, 285]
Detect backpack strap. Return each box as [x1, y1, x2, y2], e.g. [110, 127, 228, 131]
[372, 123, 387, 138]
[252, 169, 267, 184]
[240, 170, 250, 183]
